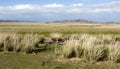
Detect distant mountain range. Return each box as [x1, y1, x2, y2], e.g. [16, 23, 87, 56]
[50, 19, 120, 24]
[51, 19, 95, 23]
[0, 20, 20, 22]
[0, 19, 119, 24]
[0, 20, 37, 22]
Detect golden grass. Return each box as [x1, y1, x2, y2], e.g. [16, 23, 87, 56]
[0, 33, 42, 54]
[0, 22, 120, 34]
[62, 34, 120, 63]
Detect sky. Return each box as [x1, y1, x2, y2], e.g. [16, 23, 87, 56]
[0, 0, 120, 22]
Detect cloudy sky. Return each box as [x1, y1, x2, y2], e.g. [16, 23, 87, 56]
[0, 0, 120, 22]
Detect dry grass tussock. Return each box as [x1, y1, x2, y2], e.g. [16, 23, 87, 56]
[62, 34, 120, 63]
[50, 33, 62, 39]
[0, 33, 42, 54]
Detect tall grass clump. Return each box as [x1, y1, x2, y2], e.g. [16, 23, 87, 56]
[62, 34, 120, 63]
[62, 34, 82, 58]
[81, 35, 105, 62]
[20, 34, 41, 53]
[63, 37, 79, 58]
[0, 33, 42, 54]
[11, 34, 22, 52]
[0, 33, 13, 53]
[97, 34, 114, 44]
[107, 42, 120, 63]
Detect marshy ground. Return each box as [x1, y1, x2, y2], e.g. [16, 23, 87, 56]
[0, 22, 120, 69]
[0, 47, 120, 69]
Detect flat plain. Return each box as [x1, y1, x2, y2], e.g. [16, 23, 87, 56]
[0, 22, 120, 34]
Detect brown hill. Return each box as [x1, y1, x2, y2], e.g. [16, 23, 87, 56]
[52, 19, 95, 23]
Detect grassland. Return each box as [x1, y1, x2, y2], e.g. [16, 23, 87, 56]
[0, 22, 120, 35]
[0, 22, 120, 69]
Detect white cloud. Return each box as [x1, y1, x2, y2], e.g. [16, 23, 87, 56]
[71, 3, 83, 7]
[10, 4, 34, 10]
[43, 3, 65, 8]
[88, 1, 120, 13]
[0, 1, 120, 16]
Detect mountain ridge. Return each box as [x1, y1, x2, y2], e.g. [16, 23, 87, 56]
[0, 19, 119, 24]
